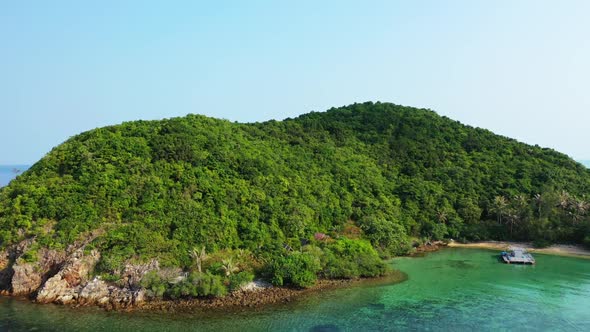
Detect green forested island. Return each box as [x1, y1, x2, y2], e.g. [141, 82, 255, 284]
[1, 102, 589, 303]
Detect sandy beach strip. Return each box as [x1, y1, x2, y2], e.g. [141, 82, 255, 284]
[447, 241, 590, 259]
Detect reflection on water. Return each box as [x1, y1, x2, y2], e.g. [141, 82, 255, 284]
[1, 248, 589, 331]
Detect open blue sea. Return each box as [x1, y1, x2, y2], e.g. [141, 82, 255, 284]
[0, 165, 30, 187]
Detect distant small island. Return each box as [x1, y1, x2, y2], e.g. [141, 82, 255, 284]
[0, 165, 30, 188]
[0, 102, 589, 309]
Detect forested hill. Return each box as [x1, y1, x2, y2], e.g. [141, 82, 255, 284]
[1, 102, 589, 285]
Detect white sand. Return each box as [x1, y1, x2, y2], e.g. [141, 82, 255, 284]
[447, 240, 590, 258]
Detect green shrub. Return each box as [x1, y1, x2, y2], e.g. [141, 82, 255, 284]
[140, 271, 167, 298]
[321, 250, 358, 279]
[271, 252, 320, 288]
[167, 272, 227, 299]
[100, 274, 121, 282]
[208, 274, 227, 297]
[205, 261, 224, 276]
[229, 271, 255, 292]
[20, 243, 40, 263]
[320, 238, 387, 278]
[358, 215, 411, 257]
[532, 238, 552, 248]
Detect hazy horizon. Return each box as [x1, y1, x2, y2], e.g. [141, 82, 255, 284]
[2, 1, 589, 164]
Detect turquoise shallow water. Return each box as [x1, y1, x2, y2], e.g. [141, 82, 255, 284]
[1, 248, 589, 331]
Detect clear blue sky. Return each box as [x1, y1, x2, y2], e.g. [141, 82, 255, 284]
[2, 0, 589, 164]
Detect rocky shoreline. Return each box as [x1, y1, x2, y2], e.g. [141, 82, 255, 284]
[0, 237, 408, 312]
[138, 279, 353, 312]
[410, 240, 447, 255]
[0, 236, 153, 310]
[135, 270, 408, 313]
[1, 237, 586, 312]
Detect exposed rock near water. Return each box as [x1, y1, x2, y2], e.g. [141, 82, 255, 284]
[121, 259, 160, 289]
[0, 252, 12, 291]
[0, 238, 156, 309]
[0, 239, 385, 311]
[11, 249, 65, 296]
[36, 249, 100, 303]
[78, 278, 144, 309]
[11, 263, 43, 296]
[0, 238, 35, 293]
[0, 237, 402, 311]
[411, 240, 447, 255]
[137, 278, 389, 312]
[78, 278, 110, 305]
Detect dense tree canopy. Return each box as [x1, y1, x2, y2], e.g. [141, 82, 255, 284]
[1, 102, 589, 289]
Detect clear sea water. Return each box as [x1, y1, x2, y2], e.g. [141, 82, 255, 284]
[0, 248, 588, 331]
[0, 165, 30, 187]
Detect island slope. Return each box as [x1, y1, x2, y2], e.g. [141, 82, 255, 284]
[0, 102, 589, 307]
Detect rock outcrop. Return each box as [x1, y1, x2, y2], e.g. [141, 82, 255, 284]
[35, 250, 155, 308]
[78, 278, 110, 305]
[121, 259, 159, 289]
[11, 263, 42, 296]
[77, 278, 146, 309]
[0, 238, 161, 309]
[0, 238, 35, 293]
[0, 250, 14, 293]
[11, 248, 65, 296]
[36, 249, 100, 303]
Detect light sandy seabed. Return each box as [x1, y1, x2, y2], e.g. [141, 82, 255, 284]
[447, 241, 590, 259]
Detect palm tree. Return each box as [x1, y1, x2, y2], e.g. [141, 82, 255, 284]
[190, 246, 207, 273]
[557, 191, 571, 210]
[513, 195, 527, 206]
[221, 258, 239, 277]
[569, 198, 589, 224]
[505, 211, 519, 237]
[513, 195, 528, 215]
[533, 193, 543, 218]
[436, 210, 448, 224]
[490, 196, 508, 224]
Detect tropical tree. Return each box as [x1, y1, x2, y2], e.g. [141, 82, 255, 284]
[505, 211, 519, 237]
[436, 209, 448, 224]
[221, 258, 239, 277]
[557, 190, 571, 210]
[190, 246, 207, 273]
[490, 196, 508, 224]
[533, 194, 544, 218]
[569, 198, 589, 224]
